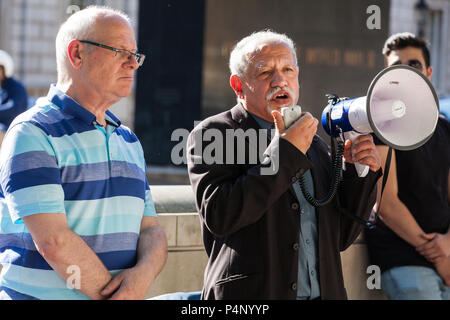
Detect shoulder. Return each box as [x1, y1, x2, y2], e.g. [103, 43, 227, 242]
[0, 107, 59, 165]
[192, 109, 235, 133]
[428, 117, 450, 147]
[7, 99, 65, 134]
[190, 103, 254, 134]
[115, 124, 140, 144]
[8, 102, 53, 130]
[437, 117, 450, 135]
[188, 110, 237, 147]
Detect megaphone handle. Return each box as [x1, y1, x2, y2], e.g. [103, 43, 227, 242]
[343, 131, 370, 178]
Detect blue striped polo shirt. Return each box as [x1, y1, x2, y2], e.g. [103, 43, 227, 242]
[0, 85, 157, 300]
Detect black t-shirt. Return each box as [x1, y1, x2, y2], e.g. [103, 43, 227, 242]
[365, 117, 450, 272]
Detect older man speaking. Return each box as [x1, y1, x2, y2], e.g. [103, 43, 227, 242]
[187, 30, 382, 300]
[0, 6, 167, 300]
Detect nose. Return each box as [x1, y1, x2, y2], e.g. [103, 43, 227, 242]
[125, 54, 139, 70]
[271, 70, 288, 88]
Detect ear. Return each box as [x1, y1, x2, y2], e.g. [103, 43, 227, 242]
[67, 40, 83, 69]
[426, 66, 433, 80]
[230, 74, 243, 95]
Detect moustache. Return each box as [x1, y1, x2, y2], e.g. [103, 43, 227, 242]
[266, 86, 295, 102]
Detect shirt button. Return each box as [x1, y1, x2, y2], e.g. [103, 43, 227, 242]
[291, 203, 299, 210]
[292, 243, 299, 251]
[301, 209, 305, 214]
[291, 282, 297, 290]
[306, 239, 311, 245]
[291, 176, 297, 183]
[311, 270, 315, 277]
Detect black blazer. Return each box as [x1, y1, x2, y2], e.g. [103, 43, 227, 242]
[187, 103, 381, 299]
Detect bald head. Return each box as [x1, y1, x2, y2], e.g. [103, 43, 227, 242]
[56, 6, 133, 84]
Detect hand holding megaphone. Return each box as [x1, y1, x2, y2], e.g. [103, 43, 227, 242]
[342, 132, 381, 176]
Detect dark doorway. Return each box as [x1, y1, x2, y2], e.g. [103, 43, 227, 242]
[135, 0, 205, 165]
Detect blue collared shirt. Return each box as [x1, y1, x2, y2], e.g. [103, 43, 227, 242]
[250, 112, 320, 300]
[0, 85, 157, 300]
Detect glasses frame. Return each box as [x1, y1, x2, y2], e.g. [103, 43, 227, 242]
[79, 40, 146, 67]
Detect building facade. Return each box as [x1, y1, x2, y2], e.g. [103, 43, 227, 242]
[0, 0, 139, 128]
[0, 0, 449, 166]
[389, 0, 450, 96]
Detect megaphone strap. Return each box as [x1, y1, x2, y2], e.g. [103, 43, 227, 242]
[371, 147, 393, 226]
[337, 146, 392, 229]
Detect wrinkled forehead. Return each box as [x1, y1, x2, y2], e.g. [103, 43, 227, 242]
[248, 42, 297, 68]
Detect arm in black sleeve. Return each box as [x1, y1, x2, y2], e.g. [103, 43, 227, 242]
[338, 164, 382, 251]
[187, 125, 312, 238]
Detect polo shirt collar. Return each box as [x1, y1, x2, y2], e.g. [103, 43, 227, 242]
[105, 110, 121, 127]
[46, 84, 121, 127]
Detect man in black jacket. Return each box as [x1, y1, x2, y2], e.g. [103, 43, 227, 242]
[187, 30, 382, 299]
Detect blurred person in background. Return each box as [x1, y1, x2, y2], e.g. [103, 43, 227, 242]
[365, 32, 450, 300]
[0, 50, 28, 147]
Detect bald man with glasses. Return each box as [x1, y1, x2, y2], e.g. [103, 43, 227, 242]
[0, 6, 167, 300]
[78, 40, 146, 67]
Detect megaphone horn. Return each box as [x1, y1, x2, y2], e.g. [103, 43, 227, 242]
[321, 65, 440, 177]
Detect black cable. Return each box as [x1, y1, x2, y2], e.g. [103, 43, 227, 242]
[298, 137, 344, 207]
[297, 95, 376, 230]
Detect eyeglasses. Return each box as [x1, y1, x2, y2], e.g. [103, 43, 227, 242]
[80, 40, 146, 67]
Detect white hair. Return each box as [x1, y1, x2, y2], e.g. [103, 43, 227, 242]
[229, 30, 298, 77]
[55, 5, 131, 84]
[0, 50, 14, 78]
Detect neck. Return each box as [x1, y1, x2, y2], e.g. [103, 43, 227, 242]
[241, 101, 274, 123]
[57, 80, 116, 128]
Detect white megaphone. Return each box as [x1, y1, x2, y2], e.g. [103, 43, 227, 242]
[321, 65, 440, 177]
